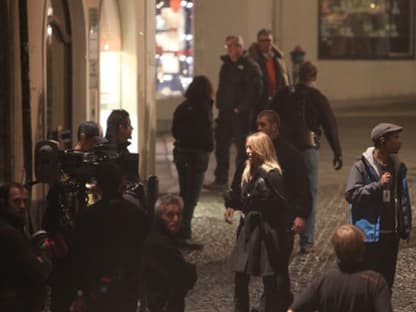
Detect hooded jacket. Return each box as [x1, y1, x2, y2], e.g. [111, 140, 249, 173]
[345, 147, 412, 242]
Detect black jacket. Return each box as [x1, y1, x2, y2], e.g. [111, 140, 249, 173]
[270, 83, 342, 157]
[291, 263, 392, 312]
[216, 54, 262, 116]
[226, 138, 311, 223]
[227, 167, 289, 276]
[72, 196, 148, 295]
[141, 220, 197, 311]
[172, 97, 214, 152]
[0, 215, 51, 312]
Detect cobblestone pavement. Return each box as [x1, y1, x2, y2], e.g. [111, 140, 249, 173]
[156, 102, 416, 311]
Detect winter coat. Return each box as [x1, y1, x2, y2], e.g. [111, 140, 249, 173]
[216, 54, 262, 117]
[172, 97, 214, 152]
[270, 83, 342, 157]
[345, 147, 412, 242]
[141, 220, 197, 312]
[226, 166, 289, 276]
[0, 215, 51, 312]
[248, 43, 289, 111]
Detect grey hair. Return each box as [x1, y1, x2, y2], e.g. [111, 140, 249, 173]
[154, 194, 184, 217]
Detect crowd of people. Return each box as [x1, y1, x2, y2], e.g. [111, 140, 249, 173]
[0, 28, 411, 312]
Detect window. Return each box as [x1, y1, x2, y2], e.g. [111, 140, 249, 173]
[156, 0, 193, 97]
[319, 0, 415, 59]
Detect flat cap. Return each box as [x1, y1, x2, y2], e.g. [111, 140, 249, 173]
[370, 123, 403, 142]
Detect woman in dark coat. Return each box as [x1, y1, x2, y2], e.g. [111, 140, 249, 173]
[172, 75, 214, 242]
[224, 131, 290, 312]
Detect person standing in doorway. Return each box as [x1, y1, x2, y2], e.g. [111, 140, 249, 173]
[205, 35, 262, 190]
[172, 75, 214, 249]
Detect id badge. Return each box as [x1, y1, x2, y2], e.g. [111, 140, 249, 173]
[383, 189, 391, 203]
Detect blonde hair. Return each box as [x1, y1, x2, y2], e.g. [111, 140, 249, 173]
[242, 132, 281, 184]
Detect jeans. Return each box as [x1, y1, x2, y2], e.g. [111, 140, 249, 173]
[174, 149, 209, 239]
[299, 148, 319, 248]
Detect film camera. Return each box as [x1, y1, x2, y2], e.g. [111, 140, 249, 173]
[34, 140, 158, 220]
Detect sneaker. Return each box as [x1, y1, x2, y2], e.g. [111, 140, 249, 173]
[203, 181, 228, 191]
[178, 239, 204, 251]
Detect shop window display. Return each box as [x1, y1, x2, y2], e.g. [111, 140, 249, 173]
[156, 0, 193, 97]
[319, 0, 414, 59]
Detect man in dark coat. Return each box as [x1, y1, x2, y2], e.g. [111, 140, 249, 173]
[71, 163, 149, 312]
[248, 28, 289, 126]
[205, 35, 262, 190]
[141, 194, 197, 312]
[0, 182, 51, 312]
[270, 61, 342, 253]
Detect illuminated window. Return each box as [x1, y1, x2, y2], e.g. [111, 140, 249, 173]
[319, 0, 415, 59]
[156, 0, 193, 97]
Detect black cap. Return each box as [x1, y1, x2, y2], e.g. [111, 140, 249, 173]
[370, 123, 403, 142]
[78, 121, 107, 144]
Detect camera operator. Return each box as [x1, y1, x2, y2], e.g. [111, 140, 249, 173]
[105, 109, 133, 153]
[71, 162, 149, 312]
[42, 120, 106, 312]
[0, 183, 51, 312]
[74, 121, 107, 152]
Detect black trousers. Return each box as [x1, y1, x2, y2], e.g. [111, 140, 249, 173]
[363, 233, 400, 290]
[234, 272, 290, 312]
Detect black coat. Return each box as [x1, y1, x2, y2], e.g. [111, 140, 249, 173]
[71, 196, 148, 311]
[227, 167, 289, 276]
[226, 138, 311, 223]
[216, 54, 262, 117]
[141, 220, 197, 311]
[172, 97, 214, 153]
[0, 215, 51, 312]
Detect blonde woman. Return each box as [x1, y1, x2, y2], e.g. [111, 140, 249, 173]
[225, 131, 290, 312]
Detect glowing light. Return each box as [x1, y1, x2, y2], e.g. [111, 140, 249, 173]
[369, 3, 376, 9]
[186, 2, 194, 9]
[47, 25, 53, 36]
[179, 55, 187, 61]
[104, 43, 110, 51]
[181, 1, 187, 7]
[186, 56, 193, 64]
[185, 34, 193, 41]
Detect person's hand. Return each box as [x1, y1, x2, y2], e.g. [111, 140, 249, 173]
[224, 207, 234, 224]
[380, 172, 392, 187]
[291, 217, 305, 234]
[333, 156, 343, 170]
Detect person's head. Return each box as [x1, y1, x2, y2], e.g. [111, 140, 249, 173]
[154, 194, 183, 235]
[184, 75, 214, 100]
[105, 109, 133, 144]
[95, 162, 123, 198]
[257, 28, 273, 54]
[225, 35, 244, 61]
[245, 132, 279, 169]
[75, 121, 106, 151]
[0, 182, 27, 224]
[256, 110, 280, 140]
[331, 224, 365, 265]
[371, 123, 403, 154]
[299, 61, 317, 83]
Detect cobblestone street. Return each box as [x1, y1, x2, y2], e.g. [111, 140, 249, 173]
[156, 101, 416, 311]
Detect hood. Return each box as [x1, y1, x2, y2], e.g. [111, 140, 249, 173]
[362, 146, 401, 178]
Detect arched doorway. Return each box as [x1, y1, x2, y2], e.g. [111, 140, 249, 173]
[46, 0, 72, 148]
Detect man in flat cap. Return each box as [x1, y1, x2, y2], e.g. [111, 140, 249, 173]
[345, 122, 412, 292]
